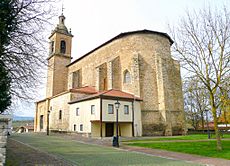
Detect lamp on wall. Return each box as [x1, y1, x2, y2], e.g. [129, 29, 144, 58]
[114, 99, 120, 147]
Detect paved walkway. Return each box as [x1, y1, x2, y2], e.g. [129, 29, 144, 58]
[6, 138, 73, 166]
[6, 133, 200, 166]
[6, 133, 230, 166]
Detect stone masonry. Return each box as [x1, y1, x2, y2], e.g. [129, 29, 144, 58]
[0, 115, 11, 165]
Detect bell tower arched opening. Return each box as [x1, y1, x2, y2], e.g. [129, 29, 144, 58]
[60, 40, 66, 54]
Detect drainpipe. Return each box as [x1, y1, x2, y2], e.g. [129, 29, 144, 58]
[132, 101, 134, 137]
[100, 97, 102, 137]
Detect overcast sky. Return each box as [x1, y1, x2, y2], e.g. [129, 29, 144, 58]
[14, 0, 228, 117]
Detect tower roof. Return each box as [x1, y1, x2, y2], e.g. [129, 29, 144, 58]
[49, 13, 73, 38]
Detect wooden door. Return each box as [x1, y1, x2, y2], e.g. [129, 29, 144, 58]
[106, 123, 114, 137]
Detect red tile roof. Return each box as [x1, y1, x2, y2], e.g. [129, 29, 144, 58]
[69, 89, 142, 104]
[101, 89, 141, 100]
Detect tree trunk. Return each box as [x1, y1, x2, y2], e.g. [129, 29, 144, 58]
[201, 111, 204, 132]
[211, 103, 222, 151]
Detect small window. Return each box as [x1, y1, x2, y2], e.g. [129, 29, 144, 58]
[80, 124, 83, 131]
[74, 124, 76, 131]
[76, 108, 79, 116]
[50, 41, 54, 54]
[108, 104, 114, 114]
[124, 70, 131, 83]
[59, 110, 62, 120]
[124, 105, 129, 114]
[40, 115, 44, 129]
[60, 40, 66, 54]
[91, 105, 95, 115]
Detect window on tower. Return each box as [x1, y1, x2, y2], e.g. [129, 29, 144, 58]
[60, 40, 66, 54]
[50, 41, 54, 54]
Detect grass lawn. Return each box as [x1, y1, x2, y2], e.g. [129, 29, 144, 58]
[128, 140, 230, 160]
[123, 133, 230, 143]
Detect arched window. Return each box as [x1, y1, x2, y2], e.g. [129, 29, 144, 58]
[124, 70, 131, 83]
[60, 40, 66, 54]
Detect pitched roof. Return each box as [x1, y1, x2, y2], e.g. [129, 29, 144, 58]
[67, 29, 173, 67]
[68, 89, 142, 104]
[70, 86, 97, 94]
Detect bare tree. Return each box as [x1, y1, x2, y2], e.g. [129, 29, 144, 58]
[183, 77, 209, 130]
[0, 0, 57, 108]
[170, 6, 230, 150]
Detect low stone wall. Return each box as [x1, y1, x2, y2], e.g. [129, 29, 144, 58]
[0, 115, 11, 165]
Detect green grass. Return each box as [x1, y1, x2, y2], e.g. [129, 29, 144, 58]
[123, 134, 230, 143]
[8, 133, 200, 166]
[128, 140, 230, 160]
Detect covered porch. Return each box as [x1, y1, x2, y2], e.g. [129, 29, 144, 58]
[91, 120, 133, 137]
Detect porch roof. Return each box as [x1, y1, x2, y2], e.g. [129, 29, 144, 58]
[68, 89, 142, 104]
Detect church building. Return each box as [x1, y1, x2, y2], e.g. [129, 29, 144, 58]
[34, 13, 186, 137]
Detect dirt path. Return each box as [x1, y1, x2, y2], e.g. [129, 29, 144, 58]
[6, 138, 74, 166]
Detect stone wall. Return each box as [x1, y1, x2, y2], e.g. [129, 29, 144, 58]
[0, 115, 11, 165]
[67, 32, 186, 136]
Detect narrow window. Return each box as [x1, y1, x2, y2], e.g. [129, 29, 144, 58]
[76, 108, 79, 116]
[124, 70, 131, 83]
[124, 105, 129, 114]
[60, 40, 66, 54]
[40, 115, 44, 129]
[74, 124, 76, 131]
[59, 110, 62, 120]
[80, 124, 83, 131]
[108, 104, 114, 114]
[50, 41, 54, 54]
[91, 105, 95, 115]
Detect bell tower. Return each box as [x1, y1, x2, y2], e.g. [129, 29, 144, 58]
[46, 12, 73, 98]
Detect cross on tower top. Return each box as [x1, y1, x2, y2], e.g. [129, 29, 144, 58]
[61, 3, 65, 14]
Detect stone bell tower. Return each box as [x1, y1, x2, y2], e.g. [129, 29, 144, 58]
[46, 13, 73, 98]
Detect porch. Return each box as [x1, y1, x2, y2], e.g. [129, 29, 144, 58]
[91, 121, 133, 137]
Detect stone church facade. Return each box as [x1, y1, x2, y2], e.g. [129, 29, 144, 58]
[34, 13, 186, 137]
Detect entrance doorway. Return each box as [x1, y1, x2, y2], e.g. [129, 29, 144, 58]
[105, 123, 114, 137]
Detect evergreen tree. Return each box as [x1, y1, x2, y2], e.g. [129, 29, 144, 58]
[0, 0, 14, 113]
[0, 61, 11, 113]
